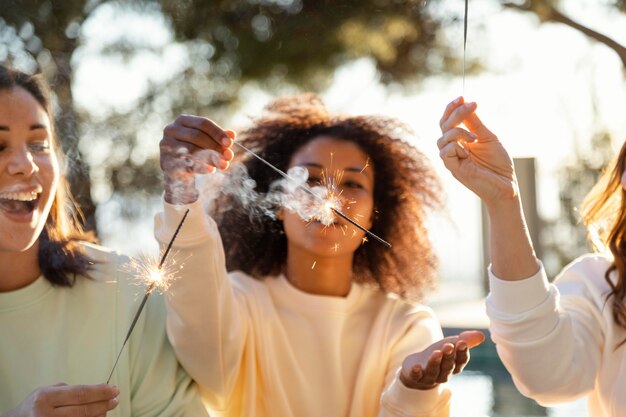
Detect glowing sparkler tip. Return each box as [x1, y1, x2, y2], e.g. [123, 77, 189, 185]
[149, 269, 163, 283]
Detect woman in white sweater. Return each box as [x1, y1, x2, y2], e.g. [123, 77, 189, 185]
[157, 93, 484, 417]
[438, 96, 626, 416]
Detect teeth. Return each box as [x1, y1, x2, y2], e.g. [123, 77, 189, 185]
[0, 191, 39, 201]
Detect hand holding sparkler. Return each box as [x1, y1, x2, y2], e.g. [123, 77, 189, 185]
[6, 384, 120, 417]
[160, 115, 235, 205]
[437, 97, 516, 203]
[106, 209, 190, 384]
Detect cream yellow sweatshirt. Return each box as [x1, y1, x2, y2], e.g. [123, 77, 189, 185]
[156, 200, 451, 417]
[0, 243, 207, 417]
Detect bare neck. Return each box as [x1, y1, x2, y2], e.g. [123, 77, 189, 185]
[0, 243, 41, 292]
[284, 244, 353, 297]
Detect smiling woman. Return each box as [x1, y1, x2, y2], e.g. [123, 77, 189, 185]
[0, 65, 207, 417]
[0, 70, 88, 290]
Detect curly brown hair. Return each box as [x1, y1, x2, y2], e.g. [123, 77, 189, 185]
[0, 65, 95, 286]
[581, 139, 626, 344]
[211, 93, 444, 302]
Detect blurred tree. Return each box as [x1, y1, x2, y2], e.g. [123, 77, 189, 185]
[1, 0, 471, 232]
[540, 130, 615, 277]
[158, 0, 465, 85]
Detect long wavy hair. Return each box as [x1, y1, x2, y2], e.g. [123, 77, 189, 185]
[211, 93, 444, 302]
[580, 139, 626, 342]
[0, 65, 95, 286]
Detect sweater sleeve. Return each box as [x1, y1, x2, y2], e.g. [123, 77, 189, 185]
[379, 307, 451, 417]
[486, 260, 604, 405]
[155, 199, 248, 410]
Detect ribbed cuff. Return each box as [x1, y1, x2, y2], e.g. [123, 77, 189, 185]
[486, 263, 550, 314]
[154, 197, 216, 247]
[380, 370, 450, 417]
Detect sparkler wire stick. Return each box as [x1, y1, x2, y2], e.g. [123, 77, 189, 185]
[234, 141, 392, 248]
[106, 208, 190, 384]
[462, 0, 469, 95]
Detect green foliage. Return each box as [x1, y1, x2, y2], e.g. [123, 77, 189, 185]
[157, 0, 455, 85]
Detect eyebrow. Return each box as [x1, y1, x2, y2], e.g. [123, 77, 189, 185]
[0, 124, 46, 131]
[299, 162, 371, 177]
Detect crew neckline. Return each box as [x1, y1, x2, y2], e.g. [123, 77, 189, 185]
[0, 276, 52, 312]
[270, 274, 363, 313]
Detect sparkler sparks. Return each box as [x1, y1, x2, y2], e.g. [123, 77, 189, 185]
[233, 141, 392, 248]
[106, 208, 190, 384]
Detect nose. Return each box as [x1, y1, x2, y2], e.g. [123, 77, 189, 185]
[7, 146, 38, 176]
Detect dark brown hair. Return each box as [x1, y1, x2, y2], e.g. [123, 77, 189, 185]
[580, 139, 626, 343]
[0, 65, 95, 286]
[212, 93, 444, 302]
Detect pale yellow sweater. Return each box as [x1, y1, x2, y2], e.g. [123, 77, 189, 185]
[156, 200, 451, 417]
[0, 243, 207, 417]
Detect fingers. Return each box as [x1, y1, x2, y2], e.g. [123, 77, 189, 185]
[54, 398, 119, 417]
[453, 340, 469, 374]
[160, 115, 235, 174]
[48, 384, 119, 407]
[440, 99, 477, 133]
[175, 115, 232, 147]
[437, 127, 477, 149]
[440, 97, 497, 141]
[439, 96, 464, 127]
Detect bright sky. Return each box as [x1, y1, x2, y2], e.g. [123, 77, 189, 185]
[72, 0, 626, 301]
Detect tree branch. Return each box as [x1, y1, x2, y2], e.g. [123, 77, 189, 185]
[503, 1, 626, 69]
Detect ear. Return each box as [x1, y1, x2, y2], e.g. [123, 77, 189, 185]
[276, 206, 284, 221]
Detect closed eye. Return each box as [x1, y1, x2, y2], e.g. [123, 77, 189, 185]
[28, 141, 50, 152]
[343, 180, 365, 189]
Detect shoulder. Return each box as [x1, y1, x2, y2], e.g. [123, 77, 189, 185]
[229, 270, 269, 291]
[555, 253, 615, 299]
[362, 286, 440, 330]
[79, 241, 130, 283]
[363, 288, 443, 348]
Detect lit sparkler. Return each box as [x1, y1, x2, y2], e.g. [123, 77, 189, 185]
[106, 208, 190, 384]
[234, 141, 391, 248]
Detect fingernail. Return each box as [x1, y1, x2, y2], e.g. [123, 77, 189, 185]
[469, 132, 477, 138]
[466, 102, 477, 109]
[458, 343, 468, 352]
[111, 386, 120, 396]
[453, 96, 462, 104]
[221, 136, 232, 146]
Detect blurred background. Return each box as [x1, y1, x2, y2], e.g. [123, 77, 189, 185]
[2, 0, 625, 415]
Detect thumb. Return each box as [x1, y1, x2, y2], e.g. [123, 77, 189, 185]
[458, 330, 485, 348]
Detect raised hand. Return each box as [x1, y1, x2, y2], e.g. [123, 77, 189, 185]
[400, 330, 485, 390]
[437, 97, 516, 204]
[160, 115, 235, 204]
[4, 383, 119, 417]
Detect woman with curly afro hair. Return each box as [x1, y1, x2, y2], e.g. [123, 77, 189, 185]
[156, 93, 484, 417]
